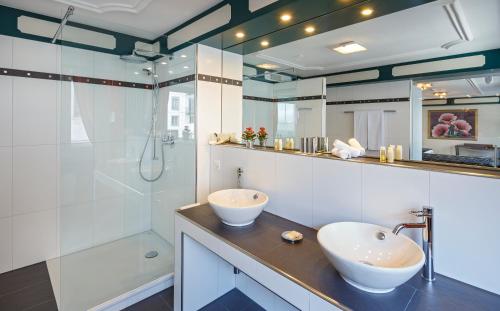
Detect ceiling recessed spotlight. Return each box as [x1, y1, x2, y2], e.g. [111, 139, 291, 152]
[433, 91, 447, 98]
[168, 70, 173, 74]
[160, 61, 167, 65]
[361, 8, 374, 16]
[280, 13, 292, 22]
[180, 54, 187, 58]
[416, 82, 432, 90]
[305, 26, 316, 34]
[146, 67, 152, 71]
[183, 66, 189, 69]
[257, 63, 280, 69]
[235, 32, 245, 38]
[332, 41, 367, 54]
[134, 71, 139, 75]
[260, 40, 269, 47]
[466, 94, 471, 97]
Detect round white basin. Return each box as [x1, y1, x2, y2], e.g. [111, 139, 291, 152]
[208, 189, 268, 226]
[317, 222, 425, 293]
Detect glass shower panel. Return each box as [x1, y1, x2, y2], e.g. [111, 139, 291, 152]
[54, 27, 197, 309]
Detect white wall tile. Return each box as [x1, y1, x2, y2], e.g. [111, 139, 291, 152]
[274, 153, 313, 227]
[59, 81, 94, 144]
[13, 209, 58, 269]
[221, 84, 243, 135]
[93, 197, 124, 245]
[124, 192, 151, 236]
[13, 38, 59, 73]
[58, 142, 94, 207]
[362, 164, 429, 242]
[94, 141, 126, 200]
[13, 77, 57, 146]
[0, 217, 12, 274]
[0, 147, 12, 218]
[197, 45, 222, 76]
[12, 145, 57, 215]
[94, 85, 125, 142]
[430, 172, 500, 294]
[61, 46, 94, 77]
[222, 51, 242, 80]
[0, 35, 13, 68]
[312, 158, 362, 228]
[93, 51, 125, 80]
[58, 203, 93, 256]
[0, 76, 12, 146]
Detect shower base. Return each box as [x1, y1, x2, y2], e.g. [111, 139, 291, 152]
[47, 231, 174, 311]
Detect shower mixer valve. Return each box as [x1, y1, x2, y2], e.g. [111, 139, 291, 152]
[162, 134, 175, 145]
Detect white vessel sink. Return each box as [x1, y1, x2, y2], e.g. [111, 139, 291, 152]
[317, 222, 425, 293]
[208, 189, 268, 226]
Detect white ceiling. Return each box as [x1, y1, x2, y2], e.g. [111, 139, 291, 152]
[422, 74, 500, 99]
[244, 0, 500, 77]
[0, 0, 222, 40]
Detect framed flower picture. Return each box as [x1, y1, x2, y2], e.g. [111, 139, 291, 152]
[428, 109, 477, 140]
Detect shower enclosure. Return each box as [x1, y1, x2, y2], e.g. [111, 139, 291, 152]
[48, 23, 197, 310]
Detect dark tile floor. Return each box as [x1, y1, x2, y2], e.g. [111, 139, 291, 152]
[126, 287, 264, 311]
[0, 262, 58, 311]
[125, 287, 174, 311]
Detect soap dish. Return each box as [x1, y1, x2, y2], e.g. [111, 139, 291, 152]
[281, 230, 303, 244]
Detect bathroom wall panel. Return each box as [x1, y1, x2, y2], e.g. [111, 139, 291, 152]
[0, 147, 12, 219]
[430, 172, 500, 295]
[0, 34, 13, 68]
[197, 45, 222, 77]
[12, 209, 58, 269]
[93, 85, 126, 142]
[12, 38, 59, 73]
[196, 80, 222, 202]
[221, 84, 243, 135]
[59, 81, 94, 144]
[0, 76, 13, 147]
[312, 158, 362, 228]
[58, 203, 94, 256]
[12, 145, 57, 215]
[0, 217, 12, 274]
[58, 142, 94, 207]
[61, 45, 94, 77]
[13, 77, 57, 146]
[362, 164, 430, 243]
[274, 153, 313, 227]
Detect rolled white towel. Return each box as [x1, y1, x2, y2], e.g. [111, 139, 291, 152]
[347, 138, 366, 156]
[331, 147, 351, 159]
[333, 139, 361, 157]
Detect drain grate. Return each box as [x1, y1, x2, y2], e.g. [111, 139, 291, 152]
[145, 250, 159, 258]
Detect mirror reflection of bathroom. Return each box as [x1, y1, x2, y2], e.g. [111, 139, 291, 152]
[418, 73, 500, 167]
[238, 0, 500, 166]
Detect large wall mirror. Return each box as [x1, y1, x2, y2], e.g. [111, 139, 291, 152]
[222, 0, 500, 169]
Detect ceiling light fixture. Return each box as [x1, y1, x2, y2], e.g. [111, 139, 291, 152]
[332, 41, 367, 54]
[305, 26, 315, 34]
[361, 8, 374, 16]
[416, 82, 432, 90]
[260, 40, 269, 47]
[168, 70, 173, 74]
[160, 61, 167, 65]
[183, 66, 189, 69]
[433, 91, 447, 98]
[180, 54, 187, 58]
[257, 63, 280, 70]
[280, 13, 292, 22]
[235, 32, 245, 38]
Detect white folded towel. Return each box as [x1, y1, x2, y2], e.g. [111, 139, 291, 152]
[333, 139, 361, 157]
[331, 147, 351, 159]
[348, 138, 366, 156]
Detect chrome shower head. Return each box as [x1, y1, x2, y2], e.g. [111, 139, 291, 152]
[120, 51, 148, 64]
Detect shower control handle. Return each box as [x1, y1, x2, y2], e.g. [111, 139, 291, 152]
[162, 134, 175, 145]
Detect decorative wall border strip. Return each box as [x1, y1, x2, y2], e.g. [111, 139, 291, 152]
[243, 95, 326, 102]
[0, 67, 152, 89]
[159, 74, 196, 87]
[0, 67, 200, 89]
[198, 74, 242, 86]
[327, 97, 410, 105]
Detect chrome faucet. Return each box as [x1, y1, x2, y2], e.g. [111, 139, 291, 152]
[392, 207, 434, 282]
[237, 168, 243, 188]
